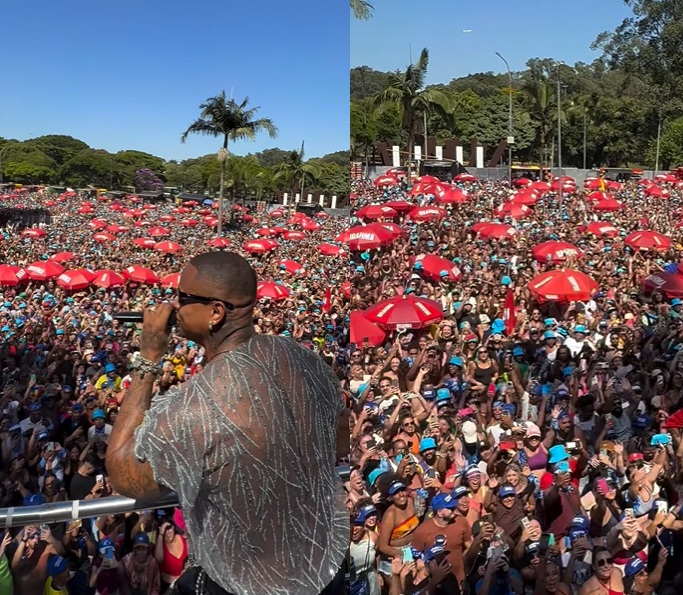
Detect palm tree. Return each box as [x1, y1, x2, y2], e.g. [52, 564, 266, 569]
[274, 142, 320, 203]
[181, 92, 277, 233]
[374, 48, 452, 177]
[351, 0, 373, 19]
[522, 67, 559, 168]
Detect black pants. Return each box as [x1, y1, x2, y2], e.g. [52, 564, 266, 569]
[169, 558, 347, 595]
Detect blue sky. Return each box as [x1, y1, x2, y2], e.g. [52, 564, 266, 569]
[351, 0, 632, 83]
[0, 0, 349, 161]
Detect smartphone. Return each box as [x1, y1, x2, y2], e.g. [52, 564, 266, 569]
[104, 546, 114, 561]
[539, 533, 552, 556]
[425, 468, 438, 480]
[597, 478, 610, 494]
[482, 513, 493, 524]
[566, 441, 578, 451]
[458, 407, 475, 417]
[624, 508, 634, 519]
[520, 517, 530, 529]
[402, 546, 413, 563]
[73, 519, 82, 529]
[366, 439, 377, 449]
[499, 440, 517, 451]
[96, 474, 104, 484]
[656, 500, 669, 515]
[46, 442, 55, 452]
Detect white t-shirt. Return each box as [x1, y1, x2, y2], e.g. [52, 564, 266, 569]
[88, 423, 112, 441]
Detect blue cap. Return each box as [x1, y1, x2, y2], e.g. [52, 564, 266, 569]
[498, 485, 516, 498]
[92, 408, 106, 420]
[452, 486, 469, 500]
[24, 493, 45, 506]
[55, 329, 64, 335]
[501, 275, 511, 286]
[48, 555, 69, 577]
[419, 437, 437, 452]
[574, 325, 586, 334]
[544, 331, 556, 340]
[544, 318, 555, 326]
[512, 347, 525, 357]
[104, 363, 116, 373]
[634, 414, 652, 429]
[673, 298, 682, 307]
[72, 403, 84, 412]
[435, 388, 451, 402]
[413, 261, 423, 269]
[624, 557, 645, 577]
[554, 461, 571, 474]
[133, 533, 150, 546]
[431, 492, 458, 511]
[37, 432, 49, 442]
[448, 356, 463, 367]
[368, 468, 387, 486]
[388, 481, 407, 496]
[99, 537, 114, 552]
[548, 444, 569, 464]
[62, 385, 72, 392]
[422, 387, 435, 399]
[30, 403, 42, 412]
[354, 504, 378, 524]
[570, 516, 590, 531]
[423, 544, 446, 562]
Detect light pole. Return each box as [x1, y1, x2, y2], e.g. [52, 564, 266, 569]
[495, 52, 513, 186]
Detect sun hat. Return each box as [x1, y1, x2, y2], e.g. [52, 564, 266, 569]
[419, 437, 437, 452]
[548, 444, 569, 464]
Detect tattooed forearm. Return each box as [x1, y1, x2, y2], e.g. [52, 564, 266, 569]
[107, 372, 167, 499]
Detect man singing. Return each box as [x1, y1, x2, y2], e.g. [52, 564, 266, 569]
[107, 252, 349, 594]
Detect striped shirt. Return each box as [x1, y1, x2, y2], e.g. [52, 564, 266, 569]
[135, 335, 348, 594]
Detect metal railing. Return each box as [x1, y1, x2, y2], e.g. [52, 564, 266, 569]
[0, 465, 350, 528]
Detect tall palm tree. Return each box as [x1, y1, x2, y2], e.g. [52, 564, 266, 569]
[522, 68, 559, 168]
[374, 48, 452, 177]
[181, 92, 277, 233]
[351, 0, 373, 19]
[274, 142, 320, 203]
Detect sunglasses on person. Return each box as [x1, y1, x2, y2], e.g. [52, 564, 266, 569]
[177, 289, 252, 311]
[596, 557, 614, 567]
[402, 421, 415, 428]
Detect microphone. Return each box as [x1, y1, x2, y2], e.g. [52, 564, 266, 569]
[112, 311, 177, 327]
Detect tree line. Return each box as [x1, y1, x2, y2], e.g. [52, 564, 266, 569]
[351, 0, 683, 170]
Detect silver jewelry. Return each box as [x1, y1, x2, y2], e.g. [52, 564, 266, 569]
[129, 356, 162, 379]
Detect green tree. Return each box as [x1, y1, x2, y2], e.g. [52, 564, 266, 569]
[521, 65, 559, 166]
[114, 150, 166, 186]
[60, 150, 123, 188]
[181, 91, 277, 232]
[350, 0, 373, 20]
[646, 115, 683, 169]
[25, 135, 90, 167]
[374, 48, 452, 175]
[274, 142, 321, 198]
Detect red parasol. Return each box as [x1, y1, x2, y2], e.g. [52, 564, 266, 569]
[0, 265, 27, 286]
[532, 241, 583, 264]
[436, 188, 468, 204]
[92, 270, 125, 288]
[528, 269, 599, 302]
[645, 185, 668, 198]
[453, 173, 477, 182]
[364, 295, 444, 330]
[413, 254, 462, 282]
[583, 179, 603, 190]
[105, 224, 127, 233]
[494, 203, 532, 219]
[474, 222, 517, 239]
[51, 252, 75, 263]
[592, 199, 623, 212]
[256, 228, 280, 237]
[57, 270, 92, 291]
[385, 200, 415, 212]
[160, 273, 181, 288]
[344, 224, 395, 250]
[586, 222, 620, 238]
[26, 260, 65, 281]
[123, 265, 159, 284]
[587, 191, 612, 201]
[94, 232, 116, 243]
[283, 230, 305, 241]
[159, 215, 176, 223]
[154, 241, 183, 254]
[207, 238, 231, 248]
[531, 181, 550, 192]
[642, 272, 683, 298]
[133, 237, 156, 249]
[279, 260, 305, 275]
[300, 219, 320, 231]
[407, 206, 448, 222]
[244, 239, 278, 253]
[513, 177, 532, 188]
[148, 226, 170, 237]
[89, 219, 107, 230]
[624, 231, 672, 251]
[373, 174, 397, 186]
[317, 243, 345, 256]
[179, 219, 199, 227]
[349, 311, 386, 346]
[356, 204, 398, 220]
[256, 281, 290, 300]
[21, 228, 46, 238]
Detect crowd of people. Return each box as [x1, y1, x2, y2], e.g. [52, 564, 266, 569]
[347, 171, 683, 595]
[0, 188, 349, 595]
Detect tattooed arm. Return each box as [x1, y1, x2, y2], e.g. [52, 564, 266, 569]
[107, 371, 169, 499]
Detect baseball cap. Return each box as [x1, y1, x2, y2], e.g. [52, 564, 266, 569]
[133, 533, 150, 547]
[23, 493, 45, 506]
[452, 486, 469, 500]
[419, 437, 437, 452]
[574, 325, 587, 334]
[512, 347, 525, 357]
[624, 556, 645, 577]
[47, 554, 69, 577]
[431, 493, 458, 511]
[388, 481, 407, 496]
[354, 504, 378, 524]
[104, 363, 116, 373]
[498, 485, 516, 498]
[92, 408, 106, 420]
[570, 516, 590, 531]
[554, 461, 571, 474]
[525, 422, 541, 438]
[367, 468, 388, 487]
[448, 356, 463, 367]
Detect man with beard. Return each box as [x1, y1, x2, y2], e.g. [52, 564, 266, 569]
[417, 437, 439, 476]
[411, 492, 468, 590]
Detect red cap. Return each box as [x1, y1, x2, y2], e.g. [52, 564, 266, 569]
[628, 453, 644, 463]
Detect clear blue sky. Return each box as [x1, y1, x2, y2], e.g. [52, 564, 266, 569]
[351, 0, 632, 82]
[0, 0, 349, 161]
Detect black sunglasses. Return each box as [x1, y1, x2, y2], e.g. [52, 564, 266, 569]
[177, 289, 251, 311]
[597, 557, 614, 567]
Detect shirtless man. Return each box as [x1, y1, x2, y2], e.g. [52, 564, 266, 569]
[10, 524, 64, 595]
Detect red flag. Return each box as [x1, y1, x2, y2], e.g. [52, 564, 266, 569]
[664, 409, 683, 429]
[322, 287, 332, 313]
[503, 289, 517, 335]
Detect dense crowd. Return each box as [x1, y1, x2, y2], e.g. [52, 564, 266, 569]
[347, 171, 683, 595]
[0, 189, 349, 595]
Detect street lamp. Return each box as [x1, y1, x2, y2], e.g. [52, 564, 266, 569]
[495, 52, 513, 187]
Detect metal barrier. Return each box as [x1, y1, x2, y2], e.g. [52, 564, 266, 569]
[0, 465, 350, 528]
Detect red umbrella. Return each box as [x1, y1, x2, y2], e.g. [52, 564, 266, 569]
[160, 273, 181, 288]
[624, 231, 671, 251]
[344, 224, 395, 250]
[655, 173, 677, 183]
[587, 191, 612, 201]
[413, 254, 462, 282]
[586, 222, 620, 237]
[373, 174, 397, 186]
[154, 241, 183, 254]
[356, 204, 398, 219]
[373, 222, 407, 237]
[26, 260, 65, 280]
[411, 181, 449, 197]
[21, 228, 46, 238]
[256, 228, 280, 237]
[531, 181, 550, 192]
[453, 173, 477, 182]
[207, 237, 231, 248]
[364, 295, 444, 330]
[123, 265, 159, 284]
[269, 210, 285, 218]
[642, 272, 683, 298]
[279, 260, 305, 274]
[135, 220, 152, 227]
[583, 178, 603, 190]
[417, 175, 440, 184]
[105, 224, 127, 233]
[0, 265, 27, 286]
[532, 241, 583, 264]
[385, 200, 415, 212]
[645, 185, 668, 198]
[474, 222, 517, 239]
[300, 219, 320, 231]
[94, 232, 116, 243]
[92, 270, 125, 288]
[256, 281, 290, 300]
[89, 219, 107, 230]
[606, 181, 622, 191]
[57, 270, 92, 291]
[283, 230, 305, 241]
[179, 219, 199, 227]
[550, 180, 576, 192]
[513, 177, 532, 188]
[349, 311, 386, 347]
[528, 269, 599, 302]
[244, 239, 278, 253]
[148, 226, 170, 237]
[436, 188, 468, 204]
[159, 215, 176, 222]
[317, 243, 345, 256]
[133, 237, 156, 248]
[509, 191, 538, 206]
[494, 203, 532, 219]
[592, 199, 623, 212]
[407, 206, 448, 222]
[73, 268, 96, 283]
[51, 252, 75, 263]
